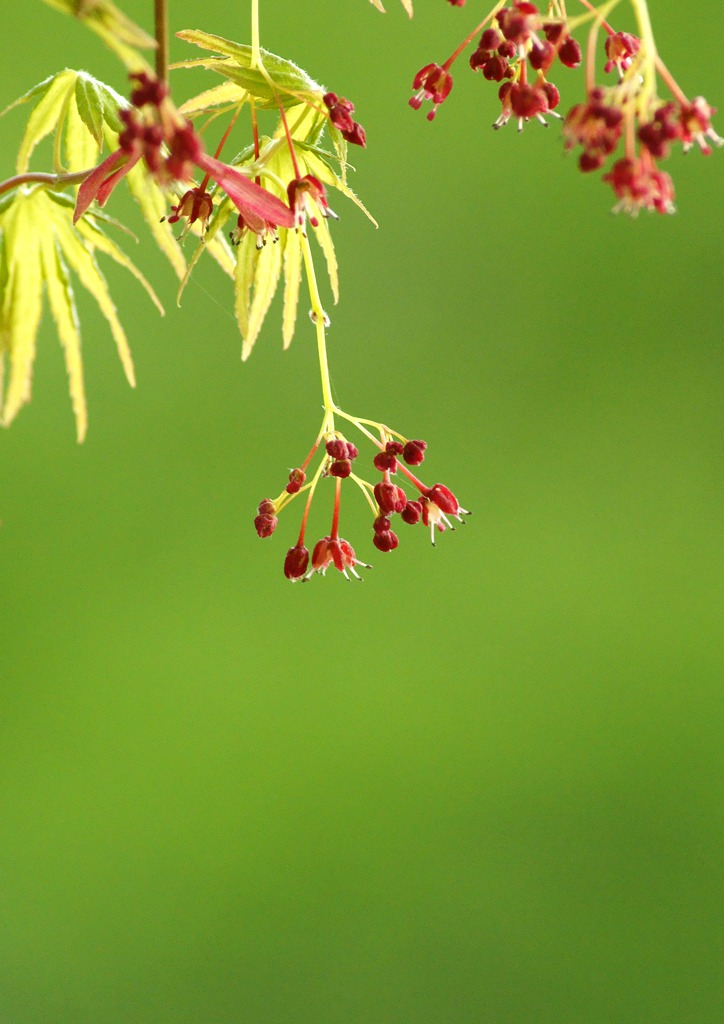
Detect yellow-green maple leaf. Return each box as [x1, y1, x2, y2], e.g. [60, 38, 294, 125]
[0, 186, 162, 441]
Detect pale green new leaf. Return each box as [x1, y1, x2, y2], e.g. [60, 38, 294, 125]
[48, 197, 137, 387]
[0, 197, 44, 426]
[11, 69, 76, 173]
[39, 233, 87, 440]
[233, 233, 256, 342]
[369, 0, 413, 14]
[310, 215, 339, 308]
[41, 0, 156, 70]
[282, 230, 302, 350]
[178, 81, 248, 117]
[176, 196, 236, 307]
[73, 217, 164, 317]
[300, 147, 378, 227]
[3, 69, 126, 175]
[64, 88, 103, 171]
[176, 31, 322, 109]
[75, 74, 108, 147]
[235, 236, 283, 361]
[0, 187, 163, 439]
[124, 158, 187, 281]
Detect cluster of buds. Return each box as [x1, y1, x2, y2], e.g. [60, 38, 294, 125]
[72, 72, 356, 243]
[408, 1, 720, 213]
[74, 71, 295, 236]
[411, 3, 581, 129]
[254, 430, 469, 581]
[323, 92, 367, 147]
[566, 82, 721, 214]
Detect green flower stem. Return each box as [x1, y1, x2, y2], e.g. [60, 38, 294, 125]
[299, 231, 335, 417]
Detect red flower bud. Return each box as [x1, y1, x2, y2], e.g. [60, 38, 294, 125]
[326, 439, 348, 459]
[529, 41, 555, 71]
[374, 481, 408, 514]
[342, 122, 367, 148]
[330, 459, 352, 478]
[558, 37, 582, 68]
[254, 513, 278, 538]
[373, 530, 399, 553]
[257, 499, 276, 515]
[374, 451, 398, 473]
[426, 483, 460, 515]
[401, 500, 423, 525]
[286, 467, 306, 494]
[403, 439, 427, 465]
[480, 28, 503, 50]
[373, 515, 392, 533]
[346, 442, 359, 460]
[284, 544, 309, 581]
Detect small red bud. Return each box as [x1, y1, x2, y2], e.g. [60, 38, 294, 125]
[374, 481, 408, 515]
[257, 499, 276, 515]
[543, 22, 564, 43]
[330, 459, 352, 478]
[326, 439, 348, 459]
[427, 483, 460, 515]
[373, 515, 392, 534]
[402, 439, 427, 466]
[286, 468, 306, 495]
[254, 513, 278, 538]
[284, 544, 309, 581]
[373, 530, 399, 553]
[480, 28, 503, 50]
[346, 442, 359, 460]
[558, 37, 582, 68]
[342, 122, 367, 147]
[529, 41, 555, 71]
[401, 500, 423, 525]
[374, 451, 398, 473]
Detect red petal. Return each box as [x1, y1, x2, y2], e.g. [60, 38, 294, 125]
[197, 154, 294, 229]
[74, 149, 132, 223]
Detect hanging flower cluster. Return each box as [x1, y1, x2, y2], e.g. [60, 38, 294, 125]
[73, 71, 295, 232]
[254, 425, 468, 582]
[408, 0, 721, 213]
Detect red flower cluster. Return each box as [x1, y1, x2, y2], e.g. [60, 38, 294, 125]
[565, 73, 721, 213]
[410, 2, 580, 129]
[254, 432, 468, 582]
[323, 92, 367, 148]
[74, 73, 294, 234]
[407, 1, 720, 213]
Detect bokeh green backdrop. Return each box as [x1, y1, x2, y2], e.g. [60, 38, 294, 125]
[1, 2, 722, 1021]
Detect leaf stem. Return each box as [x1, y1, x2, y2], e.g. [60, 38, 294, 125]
[154, 0, 169, 83]
[0, 169, 94, 198]
[250, 0, 261, 69]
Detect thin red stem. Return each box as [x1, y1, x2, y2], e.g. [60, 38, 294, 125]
[655, 56, 689, 105]
[277, 102, 302, 179]
[330, 478, 341, 540]
[576, 0, 615, 36]
[297, 490, 314, 545]
[397, 463, 428, 494]
[198, 106, 242, 193]
[250, 104, 262, 185]
[301, 438, 321, 472]
[443, 11, 499, 70]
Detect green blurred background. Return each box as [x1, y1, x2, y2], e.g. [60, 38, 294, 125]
[1, 1, 722, 1021]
